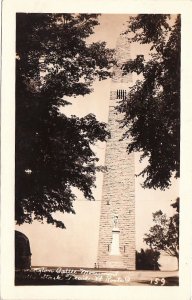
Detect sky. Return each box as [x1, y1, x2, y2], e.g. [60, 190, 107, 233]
[15, 14, 179, 269]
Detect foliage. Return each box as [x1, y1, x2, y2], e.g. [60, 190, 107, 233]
[144, 198, 179, 264]
[136, 248, 161, 270]
[16, 13, 114, 228]
[118, 14, 180, 189]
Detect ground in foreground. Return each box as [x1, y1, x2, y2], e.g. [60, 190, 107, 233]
[15, 267, 179, 286]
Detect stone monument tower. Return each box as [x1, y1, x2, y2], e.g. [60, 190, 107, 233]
[97, 35, 135, 270]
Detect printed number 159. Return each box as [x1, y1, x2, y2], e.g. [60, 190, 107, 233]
[150, 278, 166, 286]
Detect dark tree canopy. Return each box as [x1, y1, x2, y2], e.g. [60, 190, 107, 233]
[118, 14, 180, 190]
[144, 198, 179, 267]
[16, 13, 114, 228]
[136, 248, 161, 270]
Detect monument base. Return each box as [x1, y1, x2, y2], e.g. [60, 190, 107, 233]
[105, 228, 125, 269]
[105, 255, 127, 269]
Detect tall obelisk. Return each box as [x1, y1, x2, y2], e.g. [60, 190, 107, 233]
[97, 35, 135, 270]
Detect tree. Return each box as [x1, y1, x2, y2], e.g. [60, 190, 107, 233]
[117, 14, 180, 189]
[16, 13, 114, 228]
[144, 198, 179, 268]
[136, 248, 161, 270]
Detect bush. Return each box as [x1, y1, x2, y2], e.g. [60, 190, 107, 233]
[136, 248, 161, 270]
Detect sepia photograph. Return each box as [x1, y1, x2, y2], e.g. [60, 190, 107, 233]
[1, 1, 192, 300]
[14, 12, 180, 286]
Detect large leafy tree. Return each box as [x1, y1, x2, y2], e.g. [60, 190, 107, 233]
[118, 15, 180, 189]
[144, 198, 179, 268]
[16, 13, 114, 228]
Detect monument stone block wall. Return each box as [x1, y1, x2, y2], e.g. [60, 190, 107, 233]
[97, 35, 135, 270]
